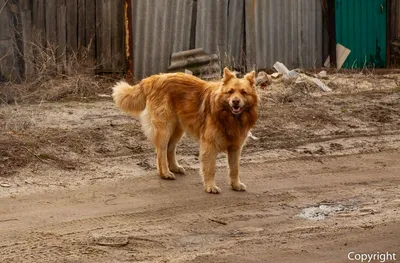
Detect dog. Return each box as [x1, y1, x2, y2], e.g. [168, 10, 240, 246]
[112, 68, 259, 193]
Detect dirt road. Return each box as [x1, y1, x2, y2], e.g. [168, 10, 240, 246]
[1, 73, 400, 262]
[0, 151, 399, 262]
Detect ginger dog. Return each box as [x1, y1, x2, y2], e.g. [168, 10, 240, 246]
[112, 68, 258, 193]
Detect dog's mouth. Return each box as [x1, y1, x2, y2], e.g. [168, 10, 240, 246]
[231, 105, 244, 115]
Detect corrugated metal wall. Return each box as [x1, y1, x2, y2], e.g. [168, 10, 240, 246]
[245, 0, 324, 70]
[195, 0, 228, 56]
[130, 0, 326, 80]
[194, 0, 245, 70]
[130, 0, 247, 80]
[227, 0, 246, 70]
[336, 0, 387, 68]
[131, 0, 193, 80]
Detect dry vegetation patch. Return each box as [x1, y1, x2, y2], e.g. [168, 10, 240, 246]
[1, 38, 120, 104]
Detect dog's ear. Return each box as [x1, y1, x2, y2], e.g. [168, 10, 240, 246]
[244, 71, 255, 86]
[222, 67, 236, 83]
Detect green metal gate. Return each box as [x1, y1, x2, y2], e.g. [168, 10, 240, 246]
[335, 0, 386, 68]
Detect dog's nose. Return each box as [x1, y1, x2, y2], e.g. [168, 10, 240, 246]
[232, 98, 240, 105]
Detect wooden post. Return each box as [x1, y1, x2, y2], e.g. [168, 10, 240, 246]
[124, 0, 133, 80]
[386, 0, 394, 68]
[327, 0, 337, 68]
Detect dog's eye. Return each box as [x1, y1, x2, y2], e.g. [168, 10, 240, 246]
[227, 89, 234, 94]
[241, 90, 247, 95]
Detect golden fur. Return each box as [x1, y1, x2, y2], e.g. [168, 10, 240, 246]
[112, 68, 259, 193]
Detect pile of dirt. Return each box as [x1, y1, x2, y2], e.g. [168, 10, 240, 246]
[0, 132, 77, 177]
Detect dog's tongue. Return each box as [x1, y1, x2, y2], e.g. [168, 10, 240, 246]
[232, 107, 242, 114]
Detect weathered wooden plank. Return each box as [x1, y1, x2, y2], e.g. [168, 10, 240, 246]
[20, 9, 35, 79]
[85, 0, 96, 61]
[18, 0, 34, 79]
[103, 0, 112, 71]
[66, 0, 78, 73]
[96, 0, 113, 72]
[95, 0, 102, 70]
[0, 39, 17, 81]
[104, 0, 113, 72]
[77, 0, 86, 48]
[0, 0, 23, 81]
[66, 0, 78, 52]
[0, 0, 14, 81]
[18, 0, 32, 11]
[45, 0, 57, 47]
[111, 0, 124, 71]
[32, 0, 45, 45]
[398, 2, 400, 37]
[0, 0, 11, 40]
[57, 0, 67, 72]
[11, 1, 25, 81]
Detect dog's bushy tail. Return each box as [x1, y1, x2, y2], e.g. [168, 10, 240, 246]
[112, 81, 146, 117]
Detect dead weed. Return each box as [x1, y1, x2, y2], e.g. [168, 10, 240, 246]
[1, 36, 119, 104]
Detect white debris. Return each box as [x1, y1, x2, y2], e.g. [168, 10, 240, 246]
[271, 72, 282, 79]
[324, 43, 351, 69]
[248, 132, 259, 140]
[273, 61, 290, 75]
[306, 76, 332, 92]
[273, 61, 331, 92]
[317, 70, 328, 79]
[184, 69, 193, 75]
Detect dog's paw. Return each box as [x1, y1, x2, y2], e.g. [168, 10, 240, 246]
[205, 185, 221, 194]
[170, 165, 186, 174]
[160, 171, 176, 180]
[231, 182, 246, 191]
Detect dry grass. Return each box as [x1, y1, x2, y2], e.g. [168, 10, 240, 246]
[0, 103, 37, 132]
[1, 34, 118, 104]
[267, 78, 317, 104]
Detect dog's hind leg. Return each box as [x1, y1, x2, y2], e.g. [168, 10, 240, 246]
[141, 107, 175, 180]
[154, 129, 175, 180]
[168, 126, 185, 174]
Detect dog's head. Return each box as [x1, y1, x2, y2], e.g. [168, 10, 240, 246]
[216, 67, 258, 115]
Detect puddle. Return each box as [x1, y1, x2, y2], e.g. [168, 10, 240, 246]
[297, 203, 358, 221]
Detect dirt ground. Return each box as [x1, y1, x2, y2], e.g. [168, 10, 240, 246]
[1, 73, 400, 262]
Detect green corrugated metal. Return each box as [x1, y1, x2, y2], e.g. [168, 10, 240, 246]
[336, 0, 386, 68]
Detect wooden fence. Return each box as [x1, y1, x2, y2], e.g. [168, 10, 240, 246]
[0, 0, 125, 82]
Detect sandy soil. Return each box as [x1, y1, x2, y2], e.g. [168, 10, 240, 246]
[0, 73, 400, 262]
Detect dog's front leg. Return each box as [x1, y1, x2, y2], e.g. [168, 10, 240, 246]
[228, 148, 246, 191]
[200, 142, 220, 194]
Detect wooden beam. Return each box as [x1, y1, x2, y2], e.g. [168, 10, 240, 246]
[386, 0, 395, 68]
[124, 0, 133, 80]
[327, 0, 337, 68]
